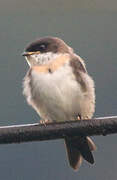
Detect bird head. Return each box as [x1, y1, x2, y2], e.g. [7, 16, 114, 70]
[22, 37, 73, 66]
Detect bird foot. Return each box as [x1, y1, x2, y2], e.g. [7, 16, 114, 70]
[40, 119, 52, 126]
[77, 116, 81, 120]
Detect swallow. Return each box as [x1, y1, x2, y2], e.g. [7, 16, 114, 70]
[22, 36, 96, 170]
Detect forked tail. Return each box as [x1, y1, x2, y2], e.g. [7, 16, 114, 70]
[65, 136, 96, 170]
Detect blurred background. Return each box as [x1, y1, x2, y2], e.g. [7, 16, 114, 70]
[0, 0, 117, 179]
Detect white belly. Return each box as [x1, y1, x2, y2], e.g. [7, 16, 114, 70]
[24, 63, 95, 121]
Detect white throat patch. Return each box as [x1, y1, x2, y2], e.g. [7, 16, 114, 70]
[25, 52, 62, 67]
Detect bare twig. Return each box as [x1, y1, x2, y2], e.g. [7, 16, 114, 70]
[0, 116, 117, 144]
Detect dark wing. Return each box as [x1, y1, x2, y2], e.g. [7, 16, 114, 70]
[70, 55, 87, 92]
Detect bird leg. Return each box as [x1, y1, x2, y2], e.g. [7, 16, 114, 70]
[40, 119, 52, 126]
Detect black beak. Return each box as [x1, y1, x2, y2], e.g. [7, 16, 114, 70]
[22, 52, 29, 56]
[22, 51, 40, 56]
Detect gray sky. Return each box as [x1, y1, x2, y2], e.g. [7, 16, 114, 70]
[0, 0, 117, 179]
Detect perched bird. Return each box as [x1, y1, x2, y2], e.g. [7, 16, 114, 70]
[22, 36, 96, 170]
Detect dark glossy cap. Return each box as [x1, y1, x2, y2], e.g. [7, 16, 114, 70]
[24, 36, 73, 54]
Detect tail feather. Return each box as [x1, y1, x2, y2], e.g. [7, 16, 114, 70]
[65, 136, 96, 170]
[65, 138, 83, 170]
[87, 137, 96, 151]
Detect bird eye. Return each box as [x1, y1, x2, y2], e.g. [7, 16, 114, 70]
[39, 44, 46, 51]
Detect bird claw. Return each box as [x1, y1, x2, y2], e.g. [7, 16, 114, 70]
[77, 116, 81, 120]
[40, 119, 52, 126]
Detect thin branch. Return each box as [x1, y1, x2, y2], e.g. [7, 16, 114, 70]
[0, 116, 117, 144]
